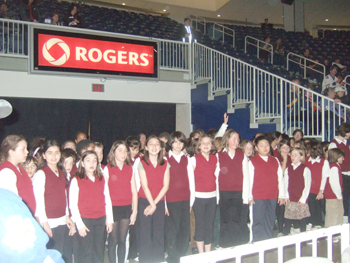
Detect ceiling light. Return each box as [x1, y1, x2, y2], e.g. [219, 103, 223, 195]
[163, 9, 166, 11]
[325, 18, 329, 21]
[122, 2, 125, 5]
[217, 14, 221, 17]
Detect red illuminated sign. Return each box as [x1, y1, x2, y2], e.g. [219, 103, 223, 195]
[32, 28, 158, 79]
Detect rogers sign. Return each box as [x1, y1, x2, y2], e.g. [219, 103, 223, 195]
[37, 33, 155, 74]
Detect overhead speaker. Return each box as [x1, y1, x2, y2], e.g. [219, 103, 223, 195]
[281, 0, 294, 5]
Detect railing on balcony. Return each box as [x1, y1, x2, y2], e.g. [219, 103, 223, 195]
[245, 36, 273, 64]
[287, 52, 326, 80]
[212, 23, 235, 48]
[193, 42, 350, 141]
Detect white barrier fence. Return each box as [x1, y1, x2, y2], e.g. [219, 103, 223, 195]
[245, 36, 274, 64]
[0, 18, 191, 73]
[193, 42, 350, 140]
[287, 52, 326, 80]
[180, 224, 350, 263]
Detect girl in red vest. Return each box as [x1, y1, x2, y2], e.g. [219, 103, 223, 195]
[216, 129, 249, 247]
[32, 140, 74, 262]
[248, 136, 285, 242]
[58, 148, 78, 263]
[283, 147, 311, 234]
[165, 131, 195, 263]
[191, 135, 218, 253]
[0, 135, 36, 216]
[274, 139, 291, 237]
[69, 150, 113, 263]
[305, 141, 330, 229]
[137, 135, 170, 263]
[104, 140, 138, 263]
[328, 123, 350, 222]
[324, 148, 345, 227]
[240, 140, 254, 158]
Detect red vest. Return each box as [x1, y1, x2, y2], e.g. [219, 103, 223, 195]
[250, 155, 279, 200]
[218, 150, 244, 191]
[276, 155, 292, 167]
[0, 160, 36, 215]
[166, 154, 190, 203]
[107, 164, 133, 206]
[41, 165, 67, 218]
[71, 164, 78, 177]
[273, 148, 281, 159]
[194, 154, 217, 192]
[324, 163, 343, 199]
[138, 159, 167, 200]
[305, 158, 325, 195]
[287, 164, 307, 203]
[331, 139, 350, 172]
[77, 175, 106, 218]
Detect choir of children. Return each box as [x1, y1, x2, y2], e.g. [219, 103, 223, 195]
[1, 121, 350, 263]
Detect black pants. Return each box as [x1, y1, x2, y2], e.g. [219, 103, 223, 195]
[74, 216, 106, 263]
[128, 224, 138, 259]
[251, 199, 276, 242]
[284, 218, 307, 235]
[193, 197, 216, 245]
[342, 174, 350, 217]
[62, 226, 74, 263]
[219, 191, 248, 247]
[47, 224, 66, 257]
[276, 203, 285, 233]
[137, 198, 165, 263]
[165, 200, 190, 263]
[308, 193, 323, 227]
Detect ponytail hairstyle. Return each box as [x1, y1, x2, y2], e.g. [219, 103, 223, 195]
[75, 150, 103, 180]
[142, 135, 165, 166]
[0, 135, 27, 164]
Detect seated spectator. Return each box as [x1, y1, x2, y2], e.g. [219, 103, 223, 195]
[261, 35, 271, 62]
[334, 86, 350, 105]
[0, 3, 14, 19]
[323, 58, 331, 74]
[322, 65, 345, 93]
[63, 4, 83, 28]
[320, 88, 344, 119]
[272, 38, 284, 66]
[300, 48, 319, 83]
[332, 57, 349, 78]
[19, 0, 40, 22]
[51, 12, 62, 25]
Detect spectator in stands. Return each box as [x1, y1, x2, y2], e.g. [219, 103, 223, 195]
[51, 12, 62, 26]
[332, 57, 349, 78]
[300, 49, 318, 84]
[272, 38, 284, 66]
[334, 87, 350, 105]
[322, 65, 345, 93]
[63, 4, 83, 28]
[323, 58, 331, 74]
[0, 3, 14, 19]
[178, 18, 195, 43]
[261, 35, 271, 62]
[19, 0, 40, 22]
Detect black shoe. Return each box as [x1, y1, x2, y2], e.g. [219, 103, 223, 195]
[191, 247, 199, 254]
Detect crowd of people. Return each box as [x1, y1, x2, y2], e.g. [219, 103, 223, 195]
[0, 113, 349, 263]
[0, 0, 84, 27]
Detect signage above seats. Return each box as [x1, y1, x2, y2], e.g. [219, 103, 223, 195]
[30, 27, 158, 80]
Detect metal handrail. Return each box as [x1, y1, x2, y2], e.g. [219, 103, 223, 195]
[286, 52, 326, 79]
[190, 15, 207, 34]
[244, 35, 273, 64]
[213, 23, 235, 48]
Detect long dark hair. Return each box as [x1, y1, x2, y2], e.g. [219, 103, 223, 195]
[107, 140, 131, 167]
[142, 135, 165, 166]
[75, 150, 103, 180]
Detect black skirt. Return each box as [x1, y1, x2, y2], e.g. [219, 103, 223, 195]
[112, 205, 132, 222]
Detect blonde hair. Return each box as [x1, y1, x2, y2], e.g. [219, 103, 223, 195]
[195, 135, 216, 155]
[291, 147, 306, 163]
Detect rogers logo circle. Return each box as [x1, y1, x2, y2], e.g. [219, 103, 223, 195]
[42, 38, 70, 66]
